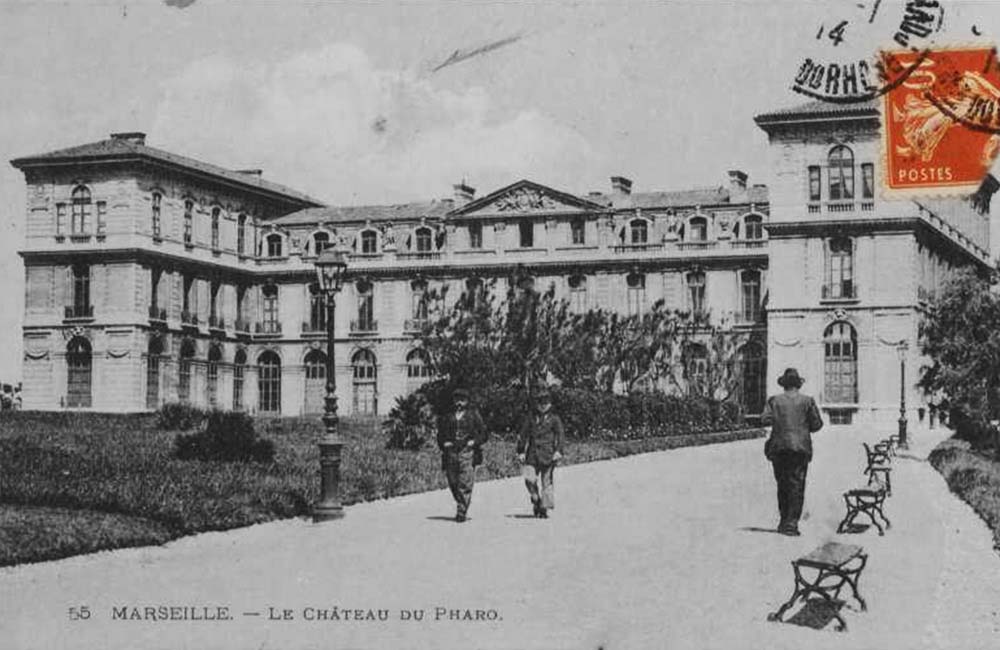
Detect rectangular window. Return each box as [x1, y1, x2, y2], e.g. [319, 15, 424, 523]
[571, 218, 585, 245]
[211, 208, 220, 250]
[233, 363, 245, 410]
[468, 222, 482, 249]
[687, 272, 706, 314]
[741, 271, 761, 322]
[183, 201, 193, 246]
[152, 193, 161, 237]
[861, 163, 875, 199]
[357, 292, 374, 330]
[626, 275, 646, 316]
[808, 166, 821, 201]
[262, 287, 279, 332]
[237, 215, 246, 255]
[72, 265, 90, 314]
[96, 201, 107, 235]
[519, 221, 533, 248]
[72, 200, 90, 234]
[56, 203, 66, 236]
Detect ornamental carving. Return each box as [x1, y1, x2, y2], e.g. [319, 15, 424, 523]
[493, 188, 556, 212]
[827, 308, 850, 322]
[62, 326, 91, 341]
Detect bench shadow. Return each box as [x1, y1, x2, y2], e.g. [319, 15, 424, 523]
[838, 522, 872, 534]
[783, 598, 846, 630]
[739, 526, 783, 535]
[425, 516, 460, 523]
[505, 514, 538, 519]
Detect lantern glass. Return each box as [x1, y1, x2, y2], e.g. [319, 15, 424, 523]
[315, 248, 348, 293]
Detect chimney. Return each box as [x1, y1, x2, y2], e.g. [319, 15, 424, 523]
[728, 170, 748, 192]
[453, 182, 475, 206]
[110, 132, 146, 146]
[236, 169, 263, 177]
[611, 176, 633, 195]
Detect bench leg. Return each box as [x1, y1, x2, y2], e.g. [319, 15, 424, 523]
[768, 563, 807, 623]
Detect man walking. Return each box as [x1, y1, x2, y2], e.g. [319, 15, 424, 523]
[516, 387, 564, 518]
[761, 368, 824, 536]
[437, 388, 487, 523]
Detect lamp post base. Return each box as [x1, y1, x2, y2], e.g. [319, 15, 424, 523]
[313, 434, 345, 523]
[897, 416, 908, 450]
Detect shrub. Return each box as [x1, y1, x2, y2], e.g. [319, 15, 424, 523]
[173, 411, 275, 463]
[157, 402, 208, 431]
[384, 393, 434, 450]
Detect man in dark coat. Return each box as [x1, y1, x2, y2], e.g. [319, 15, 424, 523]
[761, 368, 824, 536]
[516, 387, 565, 518]
[437, 388, 487, 522]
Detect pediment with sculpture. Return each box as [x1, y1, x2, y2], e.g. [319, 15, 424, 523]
[451, 180, 604, 218]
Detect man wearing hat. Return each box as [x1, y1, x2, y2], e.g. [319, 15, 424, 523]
[761, 368, 824, 536]
[516, 387, 565, 518]
[437, 387, 487, 522]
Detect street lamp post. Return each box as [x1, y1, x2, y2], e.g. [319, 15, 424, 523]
[312, 248, 348, 522]
[897, 341, 909, 450]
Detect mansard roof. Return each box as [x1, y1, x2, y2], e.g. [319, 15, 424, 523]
[271, 200, 454, 226]
[10, 136, 324, 208]
[589, 185, 768, 209]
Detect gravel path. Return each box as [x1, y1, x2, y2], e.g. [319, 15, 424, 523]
[1, 425, 998, 650]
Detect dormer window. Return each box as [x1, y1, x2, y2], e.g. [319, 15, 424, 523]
[237, 214, 247, 254]
[688, 216, 707, 242]
[361, 229, 378, 254]
[518, 221, 533, 248]
[468, 222, 483, 249]
[415, 227, 433, 252]
[312, 231, 330, 254]
[743, 215, 763, 240]
[183, 200, 194, 246]
[152, 193, 162, 238]
[571, 218, 585, 245]
[211, 207, 221, 250]
[629, 219, 648, 244]
[266, 233, 283, 257]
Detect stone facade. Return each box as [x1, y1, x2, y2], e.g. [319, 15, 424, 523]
[11, 104, 994, 423]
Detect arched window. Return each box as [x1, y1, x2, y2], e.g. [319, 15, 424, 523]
[360, 229, 378, 254]
[151, 192, 162, 238]
[737, 342, 766, 414]
[824, 237, 854, 299]
[568, 274, 588, 312]
[308, 282, 326, 333]
[629, 219, 648, 245]
[261, 284, 279, 334]
[257, 350, 282, 413]
[687, 216, 708, 242]
[303, 349, 327, 414]
[71, 186, 91, 235]
[828, 145, 855, 200]
[686, 271, 706, 314]
[626, 273, 645, 316]
[352, 349, 378, 415]
[207, 345, 222, 408]
[415, 227, 433, 252]
[406, 348, 432, 378]
[232, 349, 246, 411]
[146, 337, 163, 410]
[743, 214, 763, 240]
[183, 199, 194, 245]
[178, 339, 196, 403]
[824, 321, 858, 403]
[237, 214, 247, 255]
[66, 337, 92, 408]
[684, 343, 709, 396]
[210, 207, 221, 250]
[312, 231, 331, 254]
[266, 233, 283, 258]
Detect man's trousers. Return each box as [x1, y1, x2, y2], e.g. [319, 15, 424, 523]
[444, 451, 476, 517]
[523, 463, 556, 510]
[771, 452, 809, 528]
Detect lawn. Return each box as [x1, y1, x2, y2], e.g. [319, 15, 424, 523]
[0, 411, 763, 566]
[929, 437, 1000, 550]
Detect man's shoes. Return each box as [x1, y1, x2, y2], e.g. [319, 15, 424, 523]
[537, 508, 548, 519]
[455, 513, 467, 523]
[778, 525, 800, 536]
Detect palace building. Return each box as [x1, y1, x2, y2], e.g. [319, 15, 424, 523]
[10, 101, 994, 424]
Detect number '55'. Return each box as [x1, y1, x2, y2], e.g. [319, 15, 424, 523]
[68, 606, 91, 621]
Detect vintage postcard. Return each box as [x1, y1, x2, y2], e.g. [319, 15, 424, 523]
[1, 1, 1000, 649]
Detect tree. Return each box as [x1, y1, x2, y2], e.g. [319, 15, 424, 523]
[919, 266, 1000, 445]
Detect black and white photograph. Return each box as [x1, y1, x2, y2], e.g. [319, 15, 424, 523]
[2, 0, 1000, 648]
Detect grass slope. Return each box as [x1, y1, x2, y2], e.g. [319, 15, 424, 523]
[0, 412, 763, 566]
[929, 438, 1000, 550]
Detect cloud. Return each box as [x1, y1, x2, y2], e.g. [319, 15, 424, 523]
[150, 43, 597, 204]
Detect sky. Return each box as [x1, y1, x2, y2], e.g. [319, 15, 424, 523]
[1, 0, 998, 382]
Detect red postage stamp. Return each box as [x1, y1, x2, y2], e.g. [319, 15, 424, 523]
[882, 46, 1000, 195]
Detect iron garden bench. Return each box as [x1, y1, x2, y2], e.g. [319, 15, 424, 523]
[768, 541, 868, 632]
[837, 483, 891, 535]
